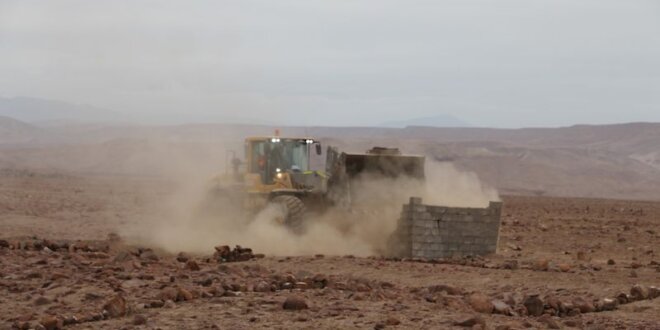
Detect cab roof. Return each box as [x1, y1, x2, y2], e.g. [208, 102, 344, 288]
[245, 136, 315, 142]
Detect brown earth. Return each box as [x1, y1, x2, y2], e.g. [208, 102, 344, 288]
[0, 170, 659, 329]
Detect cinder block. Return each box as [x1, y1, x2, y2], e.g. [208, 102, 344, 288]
[413, 205, 427, 212]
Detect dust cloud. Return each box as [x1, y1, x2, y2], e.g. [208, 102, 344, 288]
[125, 158, 498, 257]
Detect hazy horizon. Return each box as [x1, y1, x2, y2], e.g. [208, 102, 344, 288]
[1, 1, 659, 128]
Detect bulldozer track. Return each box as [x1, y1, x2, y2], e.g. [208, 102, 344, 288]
[272, 195, 306, 231]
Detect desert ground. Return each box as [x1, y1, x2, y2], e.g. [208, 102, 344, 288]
[1, 168, 658, 330]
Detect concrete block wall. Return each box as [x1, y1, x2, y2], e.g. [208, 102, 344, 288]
[388, 197, 502, 258]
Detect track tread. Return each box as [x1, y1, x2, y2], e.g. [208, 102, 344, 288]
[271, 195, 306, 232]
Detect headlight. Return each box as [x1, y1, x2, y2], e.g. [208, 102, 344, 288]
[276, 173, 283, 179]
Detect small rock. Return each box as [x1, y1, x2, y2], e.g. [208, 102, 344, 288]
[607, 259, 616, 265]
[648, 286, 660, 299]
[501, 259, 519, 270]
[139, 249, 159, 261]
[538, 315, 560, 329]
[197, 277, 213, 287]
[185, 260, 200, 271]
[491, 299, 512, 315]
[61, 316, 76, 326]
[386, 316, 401, 325]
[312, 273, 329, 289]
[132, 314, 147, 325]
[599, 298, 618, 311]
[468, 293, 494, 314]
[103, 295, 128, 318]
[534, 258, 549, 271]
[523, 295, 544, 316]
[113, 251, 132, 263]
[630, 285, 649, 301]
[158, 287, 178, 301]
[454, 315, 486, 327]
[558, 263, 571, 272]
[163, 300, 176, 308]
[428, 284, 464, 295]
[253, 281, 271, 293]
[283, 296, 308, 310]
[545, 295, 561, 311]
[177, 287, 194, 301]
[572, 297, 595, 313]
[149, 300, 165, 308]
[615, 292, 629, 304]
[576, 251, 589, 261]
[39, 316, 62, 330]
[34, 296, 52, 306]
[176, 252, 189, 263]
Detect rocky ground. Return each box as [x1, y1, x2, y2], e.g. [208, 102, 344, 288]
[0, 170, 659, 329]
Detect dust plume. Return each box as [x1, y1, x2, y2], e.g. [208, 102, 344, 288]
[125, 158, 498, 257]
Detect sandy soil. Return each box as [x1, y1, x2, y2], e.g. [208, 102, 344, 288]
[0, 169, 659, 329]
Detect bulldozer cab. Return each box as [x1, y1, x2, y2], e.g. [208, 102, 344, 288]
[245, 137, 321, 185]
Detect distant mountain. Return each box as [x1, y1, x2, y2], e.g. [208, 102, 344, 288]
[0, 96, 128, 125]
[3, 111, 660, 200]
[0, 115, 43, 144]
[380, 115, 469, 128]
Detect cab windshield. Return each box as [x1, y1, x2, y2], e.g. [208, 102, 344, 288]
[249, 139, 310, 183]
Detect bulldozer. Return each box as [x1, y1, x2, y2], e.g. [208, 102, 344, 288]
[205, 132, 426, 232]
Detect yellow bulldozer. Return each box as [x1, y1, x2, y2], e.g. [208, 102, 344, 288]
[205, 133, 426, 232]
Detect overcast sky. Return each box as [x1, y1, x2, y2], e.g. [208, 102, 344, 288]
[0, 0, 659, 127]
